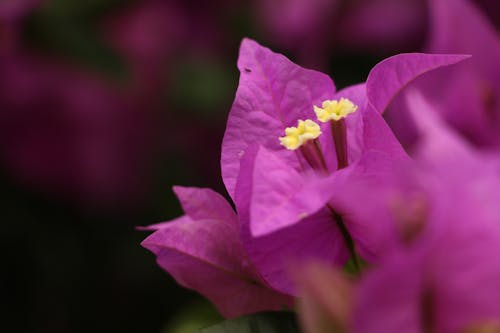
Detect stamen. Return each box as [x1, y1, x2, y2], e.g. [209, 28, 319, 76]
[279, 119, 328, 173]
[314, 98, 357, 123]
[279, 119, 321, 150]
[331, 120, 348, 170]
[314, 98, 357, 170]
[299, 140, 328, 174]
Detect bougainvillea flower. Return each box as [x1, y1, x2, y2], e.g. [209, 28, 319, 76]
[397, 90, 500, 226]
[221, 38, 468, 295]
[352, 177, 500, 333]
[222, 38, 467, 199]
[141, 186, 293, 318]
[295, 159, 500, 333]
[425, 0, 500, 148]
[387, 0, 500, 149]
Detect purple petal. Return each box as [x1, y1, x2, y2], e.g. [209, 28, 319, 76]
[235, 146, 348, 295]
[403, 89, 475, 164]
[328, 151, 407, 262]
[242, 209, 348, 296]
[362, 106, 409, 159]
[427, 0, 500, 81]
[354, 203, 500, 333]
[366, 53, 470, 114]
[241, 145, 347, 237]
[404, 90, 500, 226]
[419, 0, 500, 147]
[353, 253, 424, 333]
[141, 212, 292, 318]
[173, 186, 236, 224]
[222, 38, 336, 198]
[352, 158, 500, 332]
[432, 218, 500, 333]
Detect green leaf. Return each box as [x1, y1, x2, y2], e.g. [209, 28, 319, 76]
[198, 312, 300, 333]
[162, 299, 222, 333]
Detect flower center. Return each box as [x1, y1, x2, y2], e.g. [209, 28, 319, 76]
[279, 119, 321, 150]
[279, 119, 328, 173]
[315, 98, 358, 170]
[314, 98, 357, 122]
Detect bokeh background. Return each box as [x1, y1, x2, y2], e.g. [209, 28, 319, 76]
[1, 0, 498, 332]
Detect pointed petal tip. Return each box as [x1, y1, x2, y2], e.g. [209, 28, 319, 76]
[172, 184, 199, 196]
[367, 52, 472, 114]
[237, 38, 266, 72]
[240, 37, 258, 47]
[171, 184, 184, 192]
[171, 184, 187, 198]
[136, 225, 154, 231]
[139, 233, 158, 252]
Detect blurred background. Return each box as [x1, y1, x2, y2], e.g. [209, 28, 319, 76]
[0, 0, 497, 332]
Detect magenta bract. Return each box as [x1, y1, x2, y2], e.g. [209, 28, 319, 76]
[141, 186, 293, 318]
[221, 38, 469, 295]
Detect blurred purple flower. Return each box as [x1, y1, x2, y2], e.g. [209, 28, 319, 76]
[0, 53, 157, 208]
[103, 0, 186, 96]
[395, 90, 500, 225]
[296, 151, 500, 333]
[423, 0, 500, 148]
[221, 38, 468, 295]
[336, 0, 427, 54]
[256, 0, 427, 68]
[352, 173, 500, 333]
[386, 0, 500, 150]
[0, 0, 39, 22]
[0, 0, 190, 209]
[141, 186, 293, 318]
[0, 0, 39, 52]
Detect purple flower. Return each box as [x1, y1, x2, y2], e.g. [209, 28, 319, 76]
[425, 0, 500, 148]
[0, 0, 39, 52]
[386, 0, 500, 149]
[393, 90, 500, 226]
[141, 186, 293, 318]
[0, 0, 39, 22]
[352, 172, 500, 333]
[221, 38, 468, 295]
[103, 0, 186, 95]
[0, 0, 185, 209]
[0, 53, 158, 208]
[296, 158, 500, 333]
